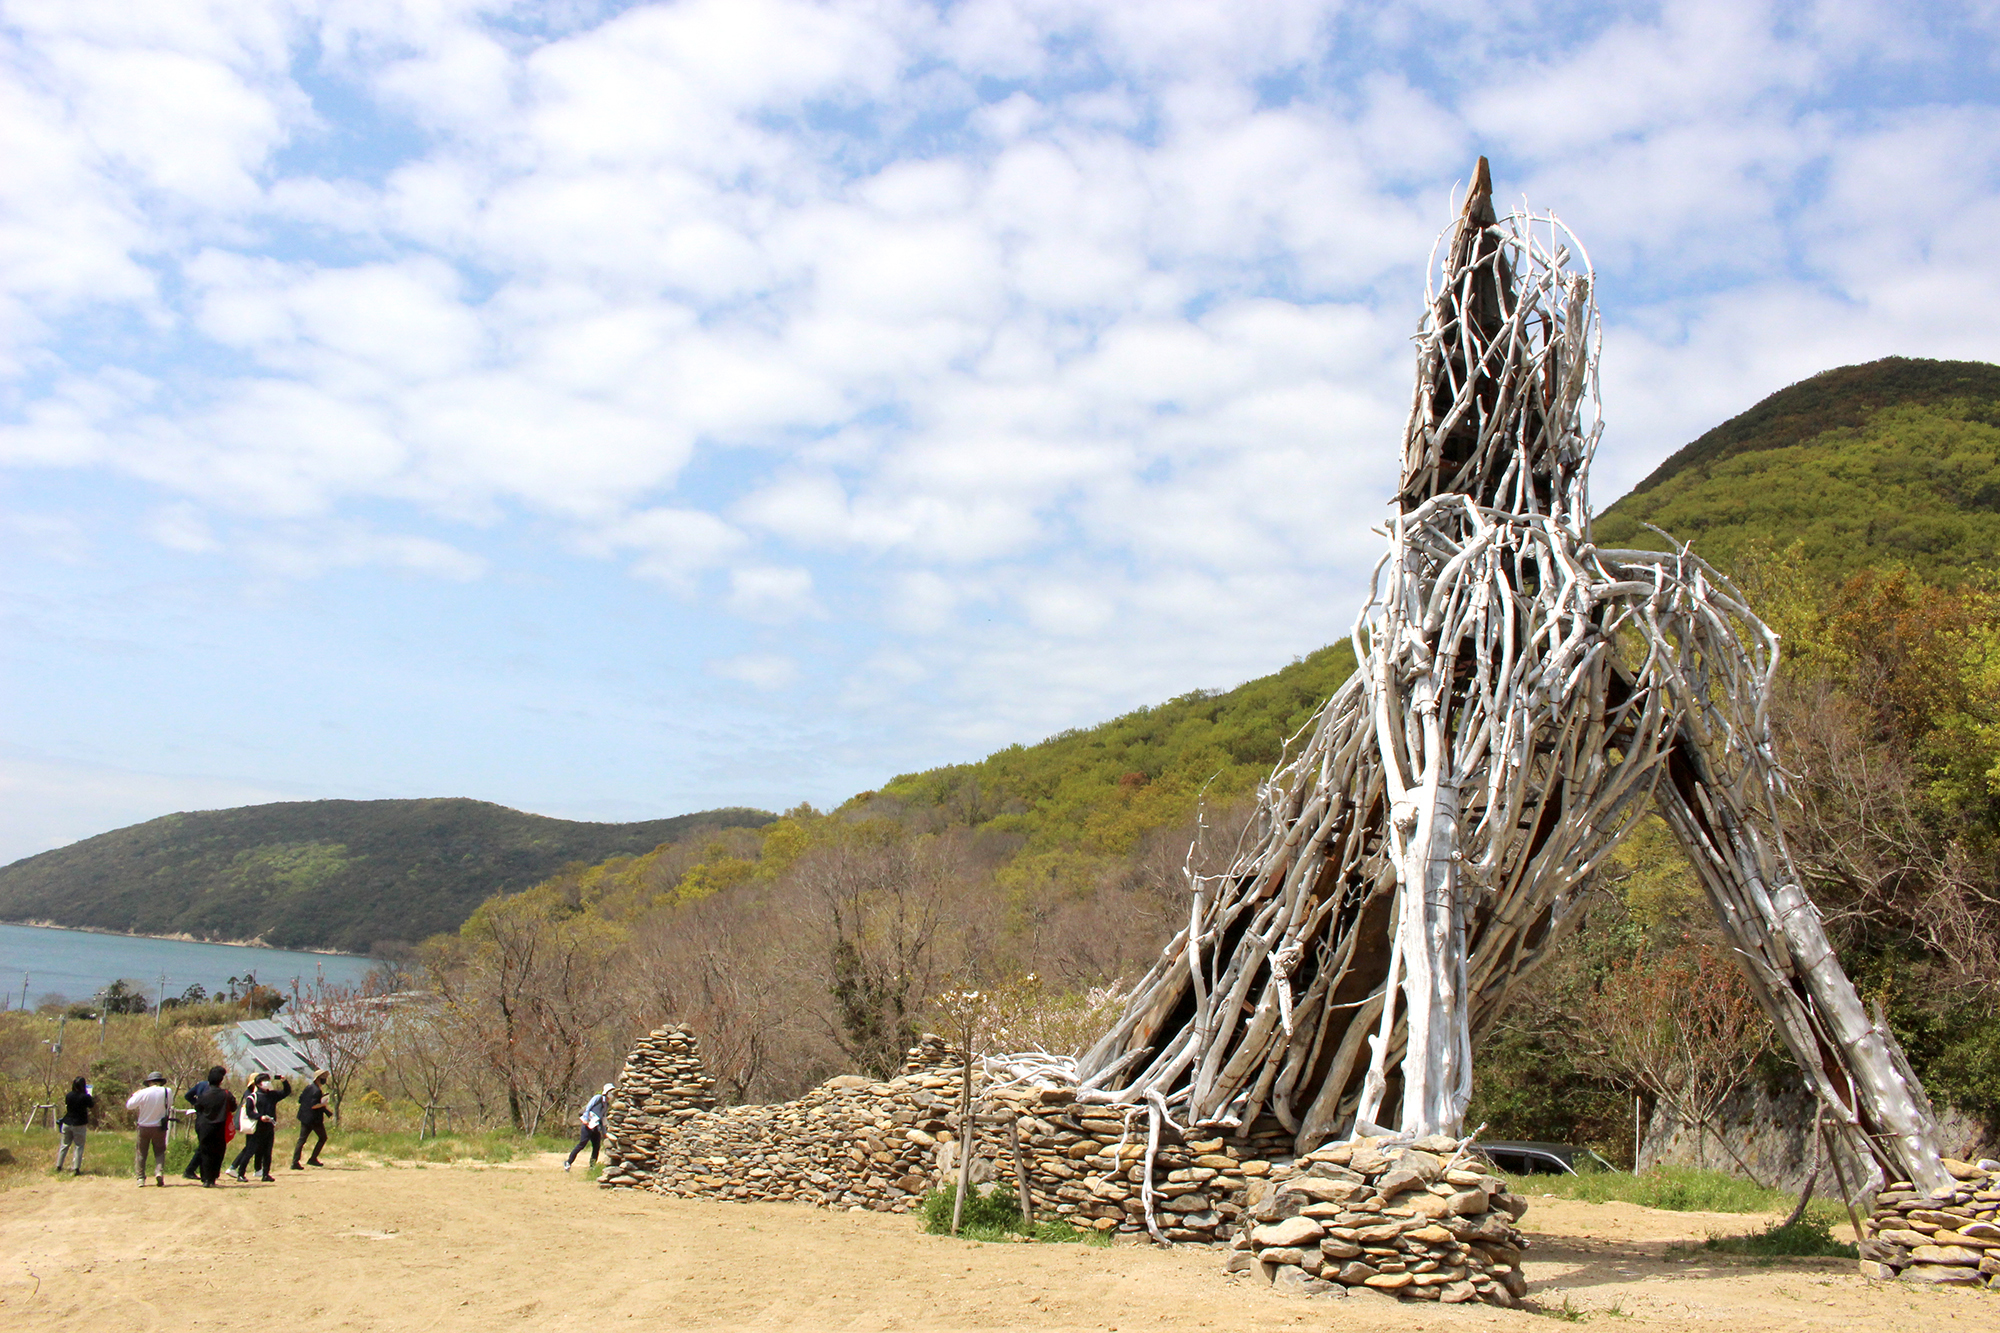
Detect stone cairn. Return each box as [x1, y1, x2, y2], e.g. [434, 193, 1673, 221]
[597, 1024, 718, 1185]
[1858, 1156, 2000, 1289]
[1229, 1136, 1530, 1307]
[597, 1025, 1290, 1244]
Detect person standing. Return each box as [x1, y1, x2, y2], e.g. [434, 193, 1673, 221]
[127, 1071, 172, 1186]
[231, 1073, 291, 1181]
[191, 1066, 237, 1187]
[564, 1083, 614, 1172]
[291, 1068, 331, 1169]
[54, 1076, 94, 1174]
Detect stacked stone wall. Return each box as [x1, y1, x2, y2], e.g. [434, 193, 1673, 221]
[1229, 1136, 1531, 1307]
[1858, 1157, 2000, 1289]
[596, 1025, 1296, 1244]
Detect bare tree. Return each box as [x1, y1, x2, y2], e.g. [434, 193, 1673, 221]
[287, 977, 387, 1123]
[796, 836, 963, 1080]
[1586, 940, 1775, 1184]
[427, 888, 625, 1134]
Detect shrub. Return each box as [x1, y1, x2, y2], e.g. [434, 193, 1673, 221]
[1701, 1213, 1857, 1258]
[917, 1184, 1112, 1244]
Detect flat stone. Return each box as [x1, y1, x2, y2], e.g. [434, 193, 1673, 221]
[1903, 1263, 1982, 1285]
[1260, 1247, 1306, 1267]
[1334, 1261, 1379, 1284]
[1376, 1168, 1427, 1198]
[1320, 1237, 1362, 1259]
[1440, 1281, 1479, 1303]
[1959, 1221, 2000, 1240]
[1910, 1245, 1983, 1265]
[1407, 1224, 1456, 1244]
[1271, 1266, 1320, 1295]
[1856, 1260, 1900, 1280]
[1253, 1216, 1327, 1249]
[1876, 1229, 1929, 1248]
[1349, 1148, 1393, 1176]
[1357, 1223, 1408, 1244]
[1942, 1158, 1983, 1180]
[1281, 1177, 1369, 1204]
[1931, 1229, 2000, 1249]
[1445, 1190, 1488, 1216]
[1363, 1271, 1414, 1290]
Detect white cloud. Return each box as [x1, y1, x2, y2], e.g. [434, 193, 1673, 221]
[2, 0, 1997, 836]
[708, 650, 800, 690]
[725, 564, 820, 621]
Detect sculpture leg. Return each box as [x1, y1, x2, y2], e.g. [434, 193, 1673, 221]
[1655, 745, 1948, 1193]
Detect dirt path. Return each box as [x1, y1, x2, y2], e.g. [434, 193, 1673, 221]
[2, 1156, 1993, 1331]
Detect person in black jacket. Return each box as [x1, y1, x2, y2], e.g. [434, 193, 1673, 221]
[291, 1068, 331, 1169]
[230, 1072, 291, 1182]
[181, 1075, 210, 1180]
[55, 1076, 94, 1174]
[190, 1066, 237, 1187]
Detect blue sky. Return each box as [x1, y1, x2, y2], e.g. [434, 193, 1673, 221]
[3, 0, 1998, 864]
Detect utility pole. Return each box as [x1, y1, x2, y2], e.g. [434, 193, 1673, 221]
[156, 971, 167, 1026]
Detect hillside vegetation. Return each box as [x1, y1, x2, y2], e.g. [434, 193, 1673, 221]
[0, 799, 773, 954]
[1596, 357, 2000, 577]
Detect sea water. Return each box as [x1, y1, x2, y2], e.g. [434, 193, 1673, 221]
[0, 922, 377, 1010]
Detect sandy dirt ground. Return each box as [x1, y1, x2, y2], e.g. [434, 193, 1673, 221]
[3, 1154, 1994, 1332]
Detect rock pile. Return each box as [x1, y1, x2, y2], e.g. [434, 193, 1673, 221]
[597, 1025, 717, 1189]
[1859, 1157, 2000, 1290]
[595, 1026, 1535, 1304]
[1227, 1136, 1531, 1306]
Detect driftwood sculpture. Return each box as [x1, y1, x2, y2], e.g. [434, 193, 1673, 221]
[1004, 160, 1948, 1209]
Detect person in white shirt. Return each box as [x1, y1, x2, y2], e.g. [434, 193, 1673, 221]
[564, 1084, 614, 1172]
[127, 1071, 172, 1186]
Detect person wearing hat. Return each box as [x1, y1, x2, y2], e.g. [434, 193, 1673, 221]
[127, 1071, 172, 1186]
[291, 1069, 331, 1169]
[565, 1083, 614, 1172]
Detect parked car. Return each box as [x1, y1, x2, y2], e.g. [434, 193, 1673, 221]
[1471, 1141, 1619, 1175]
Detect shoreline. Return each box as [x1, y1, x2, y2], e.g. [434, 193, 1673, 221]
[0, 918, 366, 958]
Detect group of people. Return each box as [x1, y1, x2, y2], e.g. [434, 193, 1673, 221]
[58, 1068, 608, 1183]
[53, 1066, 334, 1186]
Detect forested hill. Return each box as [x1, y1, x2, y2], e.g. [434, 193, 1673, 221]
[0, 799, 773, 954]
[1594, 356, 2000, 578]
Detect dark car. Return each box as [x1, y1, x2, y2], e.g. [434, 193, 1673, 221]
[1472, 1141, 1619, 1176]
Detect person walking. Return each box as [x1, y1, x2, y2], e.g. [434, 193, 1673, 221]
[54, 1075, 94, 1174]
[180, 1072, 211, 1180]
[290, 1068, 331, 1169]
[127, 1071, 172, 1186]
[564, 1083, 613, 1173]
[230, 1073, 291, 1181]
[190, 1066, 237, 1187]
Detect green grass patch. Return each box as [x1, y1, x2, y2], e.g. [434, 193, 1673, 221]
[1693, 1213, 1858, 1260]
[327, 1127, 568, 1164]
[918, 1184, 1113, 1245]
[1502, 1166, 1799, 1214]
